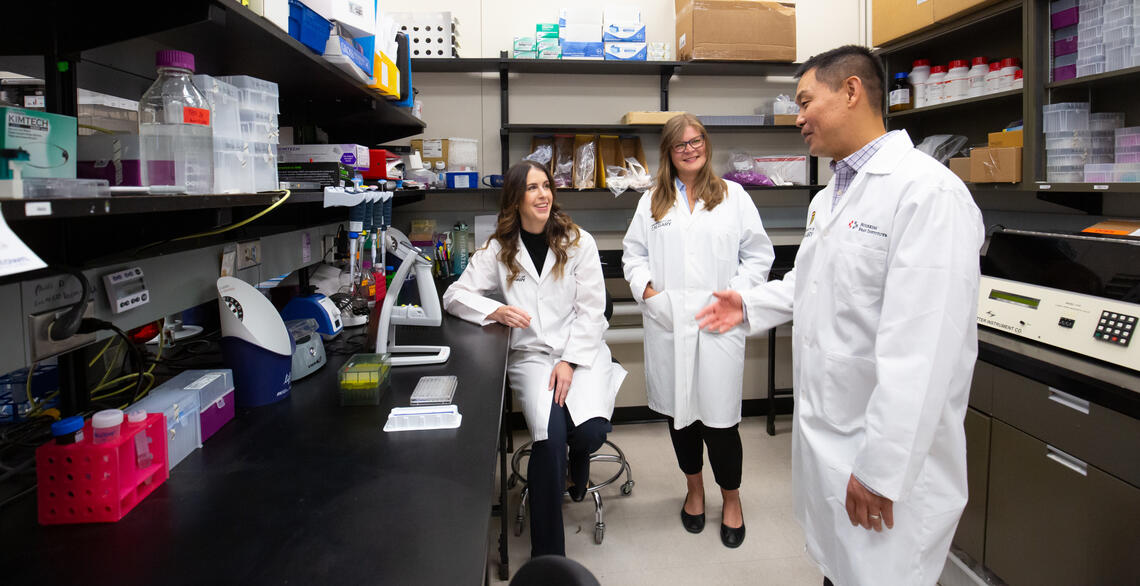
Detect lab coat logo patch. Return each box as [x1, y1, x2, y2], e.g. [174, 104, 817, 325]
[514, 275, 527, 282]
[809, 211, 815, 226]
[650, 219, 672, 231]
[847, 220, 888, 238]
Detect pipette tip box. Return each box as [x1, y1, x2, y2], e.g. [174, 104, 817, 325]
[338, 353, 391, 406]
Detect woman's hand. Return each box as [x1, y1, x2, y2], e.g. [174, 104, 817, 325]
[488, 305, 532, 328]
[548, 360, 574, 406]
[643, 283, 660, 300]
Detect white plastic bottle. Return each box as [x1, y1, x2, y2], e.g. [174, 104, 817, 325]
[946, 59, 970, 102]
[926, 65, 948, 105]
[967, 57, 989, 97]
[138, 50, 214, 194]
[1011, 69, 1024, 89]
[984, 61, 1002, 94]
[909, 59, 931, 108]
[998, 57, 1021, 91]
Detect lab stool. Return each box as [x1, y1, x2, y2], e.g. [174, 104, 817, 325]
[507, 439, 634, 545]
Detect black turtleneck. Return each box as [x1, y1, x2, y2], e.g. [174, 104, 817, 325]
[520, 229, 548, 275]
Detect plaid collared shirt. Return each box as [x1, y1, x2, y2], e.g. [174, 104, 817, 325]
[829, 131, 897, 211]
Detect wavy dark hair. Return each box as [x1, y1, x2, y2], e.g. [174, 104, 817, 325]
[488, 160, 581, 286]
[651, 113, 726, 221]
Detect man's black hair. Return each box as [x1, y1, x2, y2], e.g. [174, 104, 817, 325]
[794, 45, 886, 114]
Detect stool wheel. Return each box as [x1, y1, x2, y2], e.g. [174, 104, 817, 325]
[621, 480, 634, 496]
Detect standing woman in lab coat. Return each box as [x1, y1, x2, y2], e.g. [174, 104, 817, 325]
[622, 113, 774, 548]
[444, 160, 626, 558]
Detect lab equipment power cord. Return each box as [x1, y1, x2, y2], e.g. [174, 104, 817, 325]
[78, 319, 146, 406]
[133, 189, 293, 255]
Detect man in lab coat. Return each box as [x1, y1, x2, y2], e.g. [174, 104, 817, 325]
[695, 45, 985, 585]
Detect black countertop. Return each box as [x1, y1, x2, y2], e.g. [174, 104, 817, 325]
[0, 315, 509, 585]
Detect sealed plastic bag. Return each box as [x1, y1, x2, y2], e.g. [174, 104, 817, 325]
[605, 165, 629, 197]
[524, 144, 552, 166]
[723, 152, 775, 186]
[625, 157, 654, 193]
[573, 136, 596, 189]
[915, 134, 968, 164]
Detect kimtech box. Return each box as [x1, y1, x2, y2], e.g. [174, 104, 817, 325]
[0, 107, 77, 179]
[277, 161, 354, 188]
[278, 143, 369, 171]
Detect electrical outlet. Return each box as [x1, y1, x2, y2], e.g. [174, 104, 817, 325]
[27, 305, 98, 362]
[237, 240, 261, 270]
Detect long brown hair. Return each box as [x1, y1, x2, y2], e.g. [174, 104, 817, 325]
[651, 113, 726, 221]
[488, 160, 581, 286]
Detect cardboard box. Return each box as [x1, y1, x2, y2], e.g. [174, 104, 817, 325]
[988, 129, 1024, 148]
[675, 0, 796, 62]
[620, 136, 648, 170]
[774, 114, 798, 126]
[411, 138, 450, 171]
[562, 23, 601, 43]
[560, 8, 601, 26]
[872, 0, 934, 46]
[623, 111, 687, 124]
[0, 107, 78, 179]
[597, 135, 623, 186]
[970, 147, 1021, 183]
[934, 0, 1002, 23]
[604, 42, 648, 61]
[604, 6, 642, 23]
[536, 23, 560, 39]
[1082, 220, 1140, 236]
[563, 41, 605, 59]
[279, 144, 370, 171]
[949, 157, 972, 183]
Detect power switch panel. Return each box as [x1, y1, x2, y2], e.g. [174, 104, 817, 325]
[1058, 317, 1075, 328]
[102, 267, 150, 314]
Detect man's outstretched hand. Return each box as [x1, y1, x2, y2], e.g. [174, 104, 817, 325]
[696, 290, 745, 333]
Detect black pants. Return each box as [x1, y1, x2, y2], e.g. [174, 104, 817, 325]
[665, 416, 742, 490]
[528, 399, 611, 557]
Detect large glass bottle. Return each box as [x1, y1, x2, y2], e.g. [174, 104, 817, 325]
[138, 50, 214, 194]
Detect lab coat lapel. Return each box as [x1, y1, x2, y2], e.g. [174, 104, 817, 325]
[816, 131, 911, 232]
[514, 236, 541, 282]
[538, 248, 556, 283]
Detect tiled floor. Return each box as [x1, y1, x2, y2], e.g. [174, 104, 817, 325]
[488, 415, 825, 585]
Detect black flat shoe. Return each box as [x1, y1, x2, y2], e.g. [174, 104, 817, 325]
[721, 522, 746, 548]
[568, 480, 589, 502]
[680, 507, 705, 534]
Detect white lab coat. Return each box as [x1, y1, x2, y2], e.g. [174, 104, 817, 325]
[443, 229, 625, 442]
[740, 131, 984, 586]
[623, 178, 774, 429]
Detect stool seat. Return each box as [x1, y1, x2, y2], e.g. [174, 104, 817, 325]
[507, 439, 634, 545]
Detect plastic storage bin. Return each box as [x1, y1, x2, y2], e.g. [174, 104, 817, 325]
[36, 413, 168, 525]
[213, 138, 255, 194]
[240, 110, 280, 144]
[1048, 148, 1114, 166]
[130, 388, 201, 471]
[1046, 130, 1114, 150]
[219, 76, 280, 114]
[1055, 34, 1080, 56]
[1043, 102, 1091, 132]
[288, 0, 333, 54]
[1052, 0, 1080, 28]
[338, 353, 391, 406]
[1084, 163, 1117, 181]
[251, 142, 278, 192]
[1114, 163, 1140, 181]
[1047, 165, 1086, 182]
[446, 138, 479, 172]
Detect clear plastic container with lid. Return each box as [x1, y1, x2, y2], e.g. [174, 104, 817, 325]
[1043, 102, 1091, 132]
[1046, 165, 1086, 182]
[92, 409, 124, 444]
[967, 57, 989, 97]
[1084, 163, 1117, 182]
[138, 50, 214, 194]
[1116, 145, 1140, 163]
[946, 59, 970, 101]
[1090, 112, 1126, 131]
[926, 65, 948, 105]
[1047, 147, 1114, 166]
[910, 59, 931, 107]
[1045, 129, 1114, 150]
[1116, 127, 1140, 148]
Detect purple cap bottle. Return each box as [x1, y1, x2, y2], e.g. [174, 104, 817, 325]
[155, 49, 196, 72]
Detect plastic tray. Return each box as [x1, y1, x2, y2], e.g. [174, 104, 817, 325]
[1106, 46, 1134, 70]
[1084, 163, 1116, 181]
[1046, 130, 1114, 150]
[1104, 24, 1133, 43]
[1054, 64, 1078, 81]
[1052, 0, 1078, 13]
[20, 178, 110, 198]
[1047, 165, 1086, 182]
[1048, 149, 1114, 167]
[1078, 43, 1106, 58]
[1104, 6, 1134, 23]
[1090, 112, 1126, 130]
[1055, 35, 1080, 56]
[383, 405, 463, 432]
[1077, 61, 1107, 76]
[1056, 52, 1080, 67]
[1116, 152, 1140, 163]
[1043, 102, 1091, 132]
[251, 142, 278, 192]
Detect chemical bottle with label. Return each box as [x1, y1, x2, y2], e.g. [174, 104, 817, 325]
[888, 72, 914, 112]
[138, 50, 214, 194]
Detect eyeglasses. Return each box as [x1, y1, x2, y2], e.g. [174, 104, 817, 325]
[671, 136, 705, 153]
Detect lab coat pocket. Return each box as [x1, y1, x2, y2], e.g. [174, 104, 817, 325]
[836, 245, 887, 307]
[643, 291, 674, 331]
[819, 352, 875, 433]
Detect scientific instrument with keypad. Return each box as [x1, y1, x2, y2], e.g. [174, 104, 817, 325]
[977, 228, 1139, 372]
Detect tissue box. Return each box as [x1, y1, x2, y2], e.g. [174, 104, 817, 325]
[513, 50, 538, 59]
[604, 42, 648, 61]
[538, 46, 562, 59]
[603, 22, 646, 42]
[513, 36, 536, 52]
[604, 5, 642, 22]
[279, 144, 370, 171]
[1, 107, 77, 179]
[560, 7, 601, 26]
[536, 23, 560, 39]
[563, 41, 605, 59]
[562, 23, 602, 42]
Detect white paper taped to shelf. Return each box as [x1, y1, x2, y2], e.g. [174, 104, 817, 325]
[383, 405, 462, 432]
[0, 209, 47, 278]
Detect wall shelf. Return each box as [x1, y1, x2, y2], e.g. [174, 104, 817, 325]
[1046, 65, 1140, 89]
[886, 89, 1024, 119]
[502, 123, 802, 134]
[412, 58, 801, 77]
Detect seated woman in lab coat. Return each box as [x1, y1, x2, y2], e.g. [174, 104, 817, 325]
[622, 113, 774, 548]
[443, 160, 626, 558]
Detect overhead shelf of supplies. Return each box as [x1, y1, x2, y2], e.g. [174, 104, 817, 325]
[412, 58, 802, 77]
